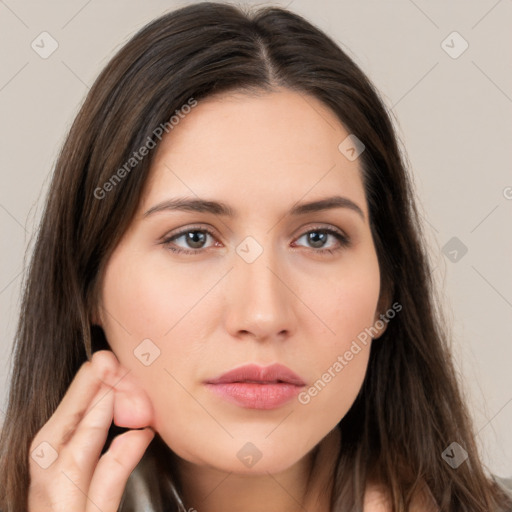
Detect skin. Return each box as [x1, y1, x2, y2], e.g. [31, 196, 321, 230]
[28, 351, 156, 512]
[95, 88, 392, 512]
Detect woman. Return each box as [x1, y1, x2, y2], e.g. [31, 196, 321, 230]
[0, 2, 511, 511]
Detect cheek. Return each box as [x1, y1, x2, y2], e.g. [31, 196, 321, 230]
[294, 256, 380, 416]
[294, 293, 374, 432]
[99, 254, 220, 431]
[298, 339, 371, 417]
[100, 251, 217, 342]
[302, 252, 381, 350]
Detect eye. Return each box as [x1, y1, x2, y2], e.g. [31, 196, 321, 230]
[292, 226, 351, 255]
[161, 225, 351, 256]
[161, 226, 219, 255]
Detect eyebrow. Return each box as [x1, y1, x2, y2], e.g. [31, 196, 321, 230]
[143, 195, 365, 221]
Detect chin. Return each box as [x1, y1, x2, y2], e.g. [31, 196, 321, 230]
[163, 433, 311, 475]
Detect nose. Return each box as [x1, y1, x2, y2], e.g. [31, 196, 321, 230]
[223, 243, 297, 342]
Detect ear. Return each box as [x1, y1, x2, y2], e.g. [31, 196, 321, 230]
[91, 312, 102, 327]
[89, 277, 105, 327]
[372, 285, 394, 340]
[90, 301, 103, 327]
[372, 310, 389, 340]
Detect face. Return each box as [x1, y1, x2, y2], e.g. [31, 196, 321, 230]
[96, 88, 387, 475]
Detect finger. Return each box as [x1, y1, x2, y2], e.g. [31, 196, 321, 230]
[57, 363, 154, 481]
[86, 427, 155, 512]
[28, 383, 117, 512]
[112, 385, 154, 429]
[58, 384, 116, 481]
[34, 351, 121, 449]
[83, 358, 154, 430]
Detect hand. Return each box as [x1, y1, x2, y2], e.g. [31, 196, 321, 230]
[28, 350, 155, 512]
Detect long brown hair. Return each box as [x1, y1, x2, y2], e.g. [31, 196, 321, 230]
[1, 2, 510, 511]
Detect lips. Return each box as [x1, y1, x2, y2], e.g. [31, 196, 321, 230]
[204, 363, 306, 410]
[205, 363, 306, 386]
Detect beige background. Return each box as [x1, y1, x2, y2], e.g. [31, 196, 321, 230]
[1, 0, 511, 477]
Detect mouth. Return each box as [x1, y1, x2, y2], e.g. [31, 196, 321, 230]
[204, 363, 306, 410]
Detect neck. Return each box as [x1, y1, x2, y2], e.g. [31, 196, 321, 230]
[174, 427, 341, 512]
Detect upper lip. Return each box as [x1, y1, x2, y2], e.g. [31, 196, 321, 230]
[205, 363, 306, 386]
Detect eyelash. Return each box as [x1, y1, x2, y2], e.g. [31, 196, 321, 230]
[161, 225, 351, 256]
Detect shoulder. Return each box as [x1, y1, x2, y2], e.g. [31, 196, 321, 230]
[363, 482, 439, 512]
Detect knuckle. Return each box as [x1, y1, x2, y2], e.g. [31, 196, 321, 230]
[57, 439, 92, 475]
[60, 412, 82, 445]
[61, 445, 87, 471]
[103, 449, 128, 474]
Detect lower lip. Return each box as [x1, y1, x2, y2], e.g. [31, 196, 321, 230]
[205, 382, 304, 410]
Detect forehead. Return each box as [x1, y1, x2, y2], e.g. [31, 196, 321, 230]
[140, 89, 367, 218]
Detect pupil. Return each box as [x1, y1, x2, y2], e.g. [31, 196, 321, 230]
[309, 231, 326, 248]
[187, 231, 206, 248]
